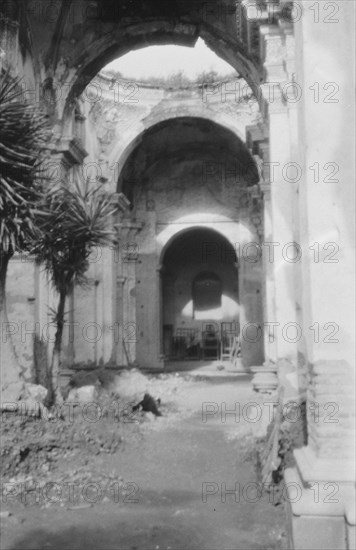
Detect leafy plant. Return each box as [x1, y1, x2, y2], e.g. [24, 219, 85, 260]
[102, 68, 238, 89]
[33, 179, 118, 405]
[0, 70, 49, 388]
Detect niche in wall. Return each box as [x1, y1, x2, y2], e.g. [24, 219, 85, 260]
[192, 271, 222, 319]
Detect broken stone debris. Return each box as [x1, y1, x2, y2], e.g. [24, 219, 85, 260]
[66, 385, 98, 404]
[132, 393, 162, 417]
[1, 382, 49, 416]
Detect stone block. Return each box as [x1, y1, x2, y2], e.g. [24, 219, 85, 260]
[287, 509, 347, 550]
[0, 381, 25, 407]
[346, 524, 356, 550]
[66, 385, 97, 403]
[23, 383, 48, 404]
[21, 399, 43, 417]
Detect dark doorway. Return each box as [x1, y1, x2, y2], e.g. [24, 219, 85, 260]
[161, 228, 239, 360]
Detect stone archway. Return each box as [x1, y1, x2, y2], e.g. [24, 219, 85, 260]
[114, 115, 263, 369]
[107, 102, 254, 188]
[60, 18, 262, 120]
[160, 227, 241, 364]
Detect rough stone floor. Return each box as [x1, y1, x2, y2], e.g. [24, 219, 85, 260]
[1, 364, 287, 550]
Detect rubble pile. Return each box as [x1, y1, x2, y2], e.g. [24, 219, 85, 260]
[0, 368, 188, 485]
[0, 413, 125, 481]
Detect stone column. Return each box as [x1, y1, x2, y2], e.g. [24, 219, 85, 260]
[98, 194, 129, 367]
[260, 24, 299, 399]
[156, 265, 165, 367]
[36, 135, 89, 370]
[246, 125, 277, 364]
[284, 4, 355, 547]
[115, 275, 126, 366]
[118, 220, 143, 366]
[260, 179, 278, 363]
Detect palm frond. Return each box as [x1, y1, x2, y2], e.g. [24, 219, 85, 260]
[0, 70, 50, 254]
[33, 179, 118, 294]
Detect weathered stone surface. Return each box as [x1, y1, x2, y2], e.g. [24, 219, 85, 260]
[66, 385, 98, 404]
[23, 383, 48, 403]
[0, 3, 354, 548]
[0, 381, 25, 406]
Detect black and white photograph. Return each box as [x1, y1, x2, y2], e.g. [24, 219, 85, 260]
[0, 1, 355, 549]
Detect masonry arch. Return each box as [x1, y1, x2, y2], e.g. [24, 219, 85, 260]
[160, 226, 241, 362]
[157, 218, 255, 264]
[108, 107, 252, 184]
[116, 116, 260, 206]
[108, 102, 256, 190]
[62, 19, 262, 119]
[115, 114, 264, 369]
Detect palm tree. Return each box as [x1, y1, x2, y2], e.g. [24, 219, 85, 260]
[0, 70, 49, 390]
[33, 179, 117, 405]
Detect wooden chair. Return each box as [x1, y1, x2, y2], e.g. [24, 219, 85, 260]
[221, 321, 240, 361]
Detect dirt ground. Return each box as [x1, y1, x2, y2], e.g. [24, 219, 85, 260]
[0, 363, 288, 550]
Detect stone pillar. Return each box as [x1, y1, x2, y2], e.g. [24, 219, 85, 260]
[98, 246, 117, 366]
[260, 179, 278, 363]
[296, 6, 355, 452]
[283, 3, 356, 547]
[96, 194, 129, 367]
[118, 220, 143, 366]
[260, 24, 300, 399]
[156, 265, 165, 367]
[246, 125, 277, 364]
[115, 275, 126, 366]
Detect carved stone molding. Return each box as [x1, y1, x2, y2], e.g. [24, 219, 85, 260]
[114, 219, 144, 243]
[246, 123, 268, 151]
[55, 136, 88, 168]
[259, 22, 294, 119]
[260, 25, 286, 75]
[280, 21, 295, 77]
[118, 220, 144, 233]
[245, 124, 269, 189]
[111, 192, 131, 212]
[250, 362, 279, 393]
[260, 182, 271, 201]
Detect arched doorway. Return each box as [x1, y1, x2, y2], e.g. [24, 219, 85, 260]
[114, 115, 261, 369]
[114, 115, 263, 369]
[161, 227, 240, 363]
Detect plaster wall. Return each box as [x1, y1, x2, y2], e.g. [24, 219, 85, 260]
[59, 81, 264, 369]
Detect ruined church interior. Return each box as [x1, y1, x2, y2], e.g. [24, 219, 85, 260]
[0, 1, 355, 549]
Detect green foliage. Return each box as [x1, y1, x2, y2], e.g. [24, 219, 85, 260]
[33, 179, 117, 295]
[103, 68, 238, 89]
[195, 69, 220, 84]
[0, 70, 49, 255]
[277, 400, 307, 473]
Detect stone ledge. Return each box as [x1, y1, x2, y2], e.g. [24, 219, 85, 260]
[284, 496, 348, 550]
[285, 467, 348, 518]
[312, 360, 353, 377]
[55, 136, 88, 166]
[111, 192, 130, 212]
[294, 446, 356, 484]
